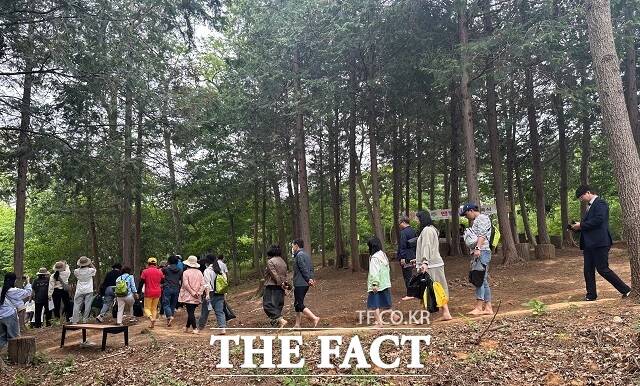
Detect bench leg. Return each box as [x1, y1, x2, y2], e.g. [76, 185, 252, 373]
[124, 329, 129, 346]
[60, 327, 66, 348]
[82, 329, 87, 343]
[101, 331, 107, 351]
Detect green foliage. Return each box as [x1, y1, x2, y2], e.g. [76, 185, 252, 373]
[526, 299, 548, 317]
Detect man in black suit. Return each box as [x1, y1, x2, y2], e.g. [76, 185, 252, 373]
[571, 185, 631, 301]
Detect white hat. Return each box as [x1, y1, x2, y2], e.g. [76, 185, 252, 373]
[183, 255, 200, 268]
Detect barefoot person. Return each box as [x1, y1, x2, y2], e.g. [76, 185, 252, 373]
[571, 185, 632, 300]
[292, 239, 320, 329]
[367, 237, 393, 329]
[139, 257, 164, 329]
[263, 245, 289, 328]
[461, 203, 494, 316]
[415, 211, 452, 321]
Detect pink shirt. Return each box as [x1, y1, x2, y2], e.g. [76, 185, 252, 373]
[178, 268, 204, 304]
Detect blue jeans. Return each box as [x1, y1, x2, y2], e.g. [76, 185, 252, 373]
[475, 250, 492, 302]
[198, 293, 226, 329]
[0, 313, 20, 348]
[98, 287, 115, 318]
[162, 286, 179, 318]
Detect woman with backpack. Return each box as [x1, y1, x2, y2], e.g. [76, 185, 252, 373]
[414, 211, 452, 321]
[197, 254, 228, 334]
[178, 256, 204, 334]
[115, 266, 138, 325]
[48, 261, 72, 323]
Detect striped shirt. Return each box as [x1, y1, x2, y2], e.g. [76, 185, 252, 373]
[471, 213, 492, 250]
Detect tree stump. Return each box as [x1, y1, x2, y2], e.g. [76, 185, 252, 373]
[8, 336, 36, 365]
[535, 243, 556, 260]
[549, 236, 563, 249]
[515, 243, 530, 260]
[359, 254, 370, 270]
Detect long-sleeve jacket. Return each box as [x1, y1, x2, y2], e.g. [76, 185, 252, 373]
[179, 268, 205, 304]
[397, 226, 417, 262]
[0, 284, 32, 319]
[48, 264, 70, 298]
[579, 196, 613, 250]
[293, 250, 314, 287]
[416, 225, 444, 268]
[265, 256, 288, 287]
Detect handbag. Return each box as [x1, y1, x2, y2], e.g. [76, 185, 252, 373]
[223, 300, 236, 321]
[468, 257, 486, 287]
[133, 298, 144, 317]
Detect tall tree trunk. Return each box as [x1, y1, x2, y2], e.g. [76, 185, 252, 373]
[458, 2, 480, 204]
[449, 85, 463, 257]
[122, 90, 133, 269]
[417, 135, 423, 211]
[624, 5, 640, 148]
[293, 46, 312, 255]
[515, 159, 536, 247]
[404, 125, 411, 216]
[13, 47, 34, 284]
[443, 148, 452, 253]
[392, 123, 401, 244]
[286, 158, 299, 239]
[270, 175, 286, 252]
[319, 130, 327, 267]
[367, 72, 385, 249]
[133, 104, 144, 274]
[348, 62, 360, 272]
[552, 93, 571, 247]
[163, 127, 181, 254]
[586, 0, 640, 297]
[252, 185, 260, 271]
[429, 157, 436, 210]
[482, 0, 519, 263]
[87, 188, 100, 290]
[356, 160, 375, 225]
[328, 109, 345, 265]
[261, 182, 268, 267]
[227, 207, 239, 280]
[506, 98, 519, 241]
[522, 0, 550, 245]
[580, 104, 592, 218]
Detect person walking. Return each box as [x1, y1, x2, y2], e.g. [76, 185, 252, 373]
[96, 263, 121, 323]
[71, 256, 96, 324]
[397, 215, 417, 296]
[414, 211, 452, 321]
[179, 256, 204, 333]
[198, 254, 229, 334]
[139, 257, 164, 329]
[571, 185, 632, 300]
[367, 237, 393, 329]
[32, 268, 52, 328]
[162, 255, 182, 326]
[0, 273, 32, 349]
[48, 261, 72, 322]
[292, 239, 320, 329]
[115, 267, 138, 325]
[263, 245, 289, 328]
[461, 203, 494, 316]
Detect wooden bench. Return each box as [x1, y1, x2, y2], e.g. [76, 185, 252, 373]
[60, 324, 129, 351]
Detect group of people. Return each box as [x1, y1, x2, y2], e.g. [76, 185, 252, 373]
[1, 184, 634, 349]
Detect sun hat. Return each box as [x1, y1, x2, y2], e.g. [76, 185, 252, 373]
[147, 257, 157, 265]
[37, 267, 50, 275]
[53, 261, 66, 271]
[183, 255, 200, 268]
[77, 256, 92, 267]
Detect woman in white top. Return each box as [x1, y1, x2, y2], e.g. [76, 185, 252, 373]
[414, 211, 452, 321]
[71, 256, 96, 324]
[48, 261, 72, 322]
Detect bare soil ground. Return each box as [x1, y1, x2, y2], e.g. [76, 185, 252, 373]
[3, 245, 639, 385]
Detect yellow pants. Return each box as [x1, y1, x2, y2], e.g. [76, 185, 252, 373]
[144, 297, 160, 320]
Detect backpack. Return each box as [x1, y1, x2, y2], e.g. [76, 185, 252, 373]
[115, 275, 129, 297]
[214, 273, 228, 295]
[432, 281, 449, 307]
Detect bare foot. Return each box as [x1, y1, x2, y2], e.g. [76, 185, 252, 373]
[167, 317, 173, 327]
[313, 317, 320, 328]
[440, 314, 453, 321]
[219, 328, 226, 335]
[293, 324, 301, 330]
[183, 327, 189, 333]
[480, 309, 494, 315]
[192, 329, 200, 334]
[278, 318, 288, 329]
[468, 308, 483, 316]
[401, 296, 414, 301]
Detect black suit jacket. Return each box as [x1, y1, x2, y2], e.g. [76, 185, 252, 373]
[579, 197, 613, 250]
